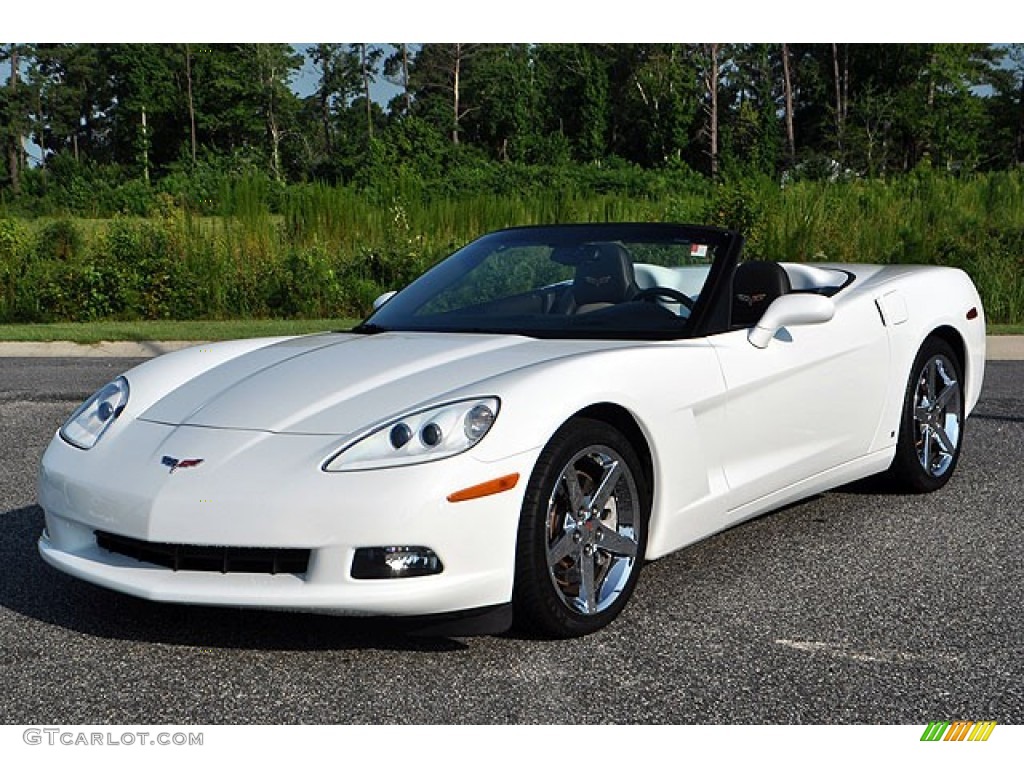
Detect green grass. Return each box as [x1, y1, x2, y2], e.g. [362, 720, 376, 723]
[3, 171, 1024, 325]
[0, 318, 358, 344]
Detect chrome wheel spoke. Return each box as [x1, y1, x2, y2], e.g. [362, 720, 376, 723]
[933, 423, 956, 455]
[596, 523, 638, 558]
[578, 550, 597, 614]
[589, 459, 622, 515]
[547, 530, 578, 567]
[563, 470, 585, 514]
[934, 379, 959, 412]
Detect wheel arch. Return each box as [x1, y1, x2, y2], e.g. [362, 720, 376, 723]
[916, 323, 980, 415]
[567, 402, 655, 510]
[926, 325, 967, 384]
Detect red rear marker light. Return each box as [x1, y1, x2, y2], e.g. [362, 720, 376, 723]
[966, 307, 979, 320]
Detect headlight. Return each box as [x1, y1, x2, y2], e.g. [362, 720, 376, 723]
[323, 397, 499, 472]
[59, 377, 130, 450]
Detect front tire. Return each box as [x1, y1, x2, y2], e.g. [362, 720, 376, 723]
[887, 337, 965, 492]
[513, 418, 649, 638]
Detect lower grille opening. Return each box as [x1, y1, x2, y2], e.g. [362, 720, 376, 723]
[95, 531, 310, 575]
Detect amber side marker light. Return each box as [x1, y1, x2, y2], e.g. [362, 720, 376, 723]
[447, 473, 520, 503]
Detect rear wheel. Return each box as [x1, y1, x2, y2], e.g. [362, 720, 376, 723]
[513, 418, 649, 638]
[887, 337, 964, 492]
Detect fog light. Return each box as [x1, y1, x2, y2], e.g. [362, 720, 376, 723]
[351, 546, 443, 579]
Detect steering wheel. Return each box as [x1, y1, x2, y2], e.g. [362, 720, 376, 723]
[633, 286, 695, 310]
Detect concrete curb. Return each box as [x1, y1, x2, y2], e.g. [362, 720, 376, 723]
[0, 340, 200, 358]
[0, 336, 1022, 360]
[985, 336, 1024, 361]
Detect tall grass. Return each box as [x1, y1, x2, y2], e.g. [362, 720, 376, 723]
[1, 171, 1022, 324]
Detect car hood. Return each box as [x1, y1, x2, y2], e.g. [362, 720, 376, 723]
[138, 332, 625, 435]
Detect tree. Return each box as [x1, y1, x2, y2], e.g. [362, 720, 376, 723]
[781, 43, 796, 169]
[102, 44, 182, 181]
[720, 44, 780, 176]
[986, 45, 1024, 168]
[409, 43, 484, 145]
[592, 44, 699, 168]
[306, 44, 360, 158]
[383, 43, 416, 115]
[831, 43, 849, 156]
[182, 45, 302, 177]
[1, 44, 32, 192]
[356, 44, 383, 141]
[1, 42, 1019, 197]
[699, 44, 722, 178]
[30, 44, 106, 164]
[183, 44, 198, 164]
[459, 44, 540, 162]
[532, 45, 610, 163]
[919, 44, 996, 171]
[847, 87, 896, 177]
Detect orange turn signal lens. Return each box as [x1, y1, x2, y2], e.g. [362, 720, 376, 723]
[446, 473, 520, 503]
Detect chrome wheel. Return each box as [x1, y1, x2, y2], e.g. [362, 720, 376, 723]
[912, 353, 962, 478]
[545, 445, 641, 616]
[887, 337, 966, 493]
[514, 418, 649, 637]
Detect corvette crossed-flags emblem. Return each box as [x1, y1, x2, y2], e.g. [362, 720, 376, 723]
[161, 456, 205, 474]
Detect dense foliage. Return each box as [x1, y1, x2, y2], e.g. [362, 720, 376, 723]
[2, 43, 1022, 198]
[0, 44, 1022, 324]
[0, 171, 1022, 324]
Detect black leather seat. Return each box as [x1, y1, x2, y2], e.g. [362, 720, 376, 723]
[732, 260, 791, 327]
[568, 242, 638, 314]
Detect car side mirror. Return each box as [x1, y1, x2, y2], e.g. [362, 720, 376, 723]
[372, 291, 398, 311]
[748, 294, 835, 349]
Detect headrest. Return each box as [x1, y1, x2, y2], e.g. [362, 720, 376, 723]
[572, 242, 637, 307]
[732, 260, 791, 326]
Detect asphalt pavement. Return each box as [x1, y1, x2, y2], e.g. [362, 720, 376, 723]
[0, 357, 1021, 724]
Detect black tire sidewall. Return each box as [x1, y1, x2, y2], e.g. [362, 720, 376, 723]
[889, 337, 965, 493]
[513, 417, 650, 638]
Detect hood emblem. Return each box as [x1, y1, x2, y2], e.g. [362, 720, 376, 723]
[161, 456, 205, 474]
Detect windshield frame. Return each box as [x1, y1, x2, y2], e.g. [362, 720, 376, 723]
[355, 223, 744, 341]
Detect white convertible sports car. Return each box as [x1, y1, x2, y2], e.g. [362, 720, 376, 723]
[38, 223, 986, 637]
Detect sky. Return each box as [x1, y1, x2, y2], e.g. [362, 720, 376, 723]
[291, 45, 401, 105]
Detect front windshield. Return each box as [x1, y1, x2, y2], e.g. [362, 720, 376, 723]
[362, 224, 733, 339]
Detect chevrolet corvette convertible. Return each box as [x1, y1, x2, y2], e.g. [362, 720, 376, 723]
[38, 223, 986, 637]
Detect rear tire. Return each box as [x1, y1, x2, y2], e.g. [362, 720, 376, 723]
[887, 337, 965, 493]
[513, 418, 649, 638]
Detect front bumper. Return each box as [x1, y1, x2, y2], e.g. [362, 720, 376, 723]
[38, 420, 536, 618]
